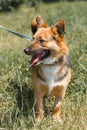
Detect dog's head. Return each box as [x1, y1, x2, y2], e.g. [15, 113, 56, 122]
[24, 16, 68, 67]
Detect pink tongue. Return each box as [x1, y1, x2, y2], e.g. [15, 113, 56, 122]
[29, 54, 41, 67]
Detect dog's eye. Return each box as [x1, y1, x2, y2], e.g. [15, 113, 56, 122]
[38, 38, 44, 44]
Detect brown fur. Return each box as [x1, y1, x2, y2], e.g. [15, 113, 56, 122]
[24, 16, 71, 123]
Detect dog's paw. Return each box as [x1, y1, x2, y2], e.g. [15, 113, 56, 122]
[34, 116, 43, 126]
[35, 112, 44, 125]
[52, 114, 63, 124]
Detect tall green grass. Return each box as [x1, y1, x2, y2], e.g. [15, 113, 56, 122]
[0, 1, 87, 130]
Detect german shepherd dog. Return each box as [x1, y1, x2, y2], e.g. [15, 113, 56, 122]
[24, 16, 71, 123]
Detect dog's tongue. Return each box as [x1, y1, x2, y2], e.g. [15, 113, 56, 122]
[29, 53, 41, 67]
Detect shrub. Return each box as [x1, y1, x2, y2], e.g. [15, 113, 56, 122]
[0, 0, 42, 12]
[24, 0, 42, 7]
[0, 0, 23, 12]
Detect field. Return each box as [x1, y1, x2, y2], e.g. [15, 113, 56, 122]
[0, 1, 87, 130]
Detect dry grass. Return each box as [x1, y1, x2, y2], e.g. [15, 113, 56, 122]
[0, 1, 87, 130]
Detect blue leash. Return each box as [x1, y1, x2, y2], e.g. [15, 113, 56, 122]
[0, 25, 32, 41]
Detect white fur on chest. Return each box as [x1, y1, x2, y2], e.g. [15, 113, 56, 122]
[41, 64, 67, 93]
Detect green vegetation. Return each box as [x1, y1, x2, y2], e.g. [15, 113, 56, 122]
[0, 0, 23, 11]
[0, 1, 87, 130]
[0, 0, 87, 12]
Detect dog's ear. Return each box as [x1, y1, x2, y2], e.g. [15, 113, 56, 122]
[31, 16, 48, 34]
[51, 20, 65, 36]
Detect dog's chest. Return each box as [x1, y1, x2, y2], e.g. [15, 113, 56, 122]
[42, 65, 57, 85]
[41, 64, 66, 92]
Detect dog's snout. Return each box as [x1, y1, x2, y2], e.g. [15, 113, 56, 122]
[24, 48, 29, 54]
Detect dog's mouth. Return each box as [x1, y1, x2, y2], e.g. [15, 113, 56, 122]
[29, 50, 50, 67]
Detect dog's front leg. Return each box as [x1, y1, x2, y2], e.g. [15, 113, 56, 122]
[34, 89, 45, 122]
[52, 89, 65, 123]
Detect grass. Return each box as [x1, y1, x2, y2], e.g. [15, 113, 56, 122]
[0, 1, 87, 130]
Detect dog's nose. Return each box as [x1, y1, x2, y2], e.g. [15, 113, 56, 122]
[24, 48, 29, 54]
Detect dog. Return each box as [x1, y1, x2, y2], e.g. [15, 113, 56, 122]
[24, 16, 71, 123]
